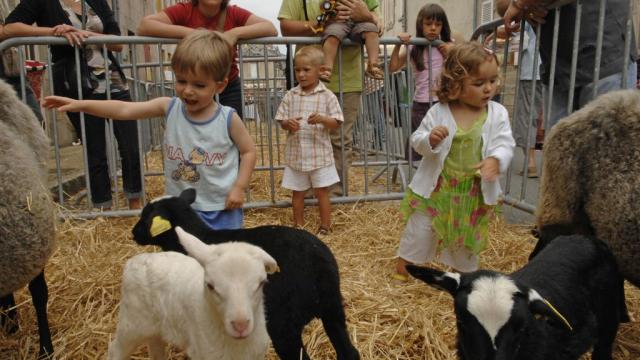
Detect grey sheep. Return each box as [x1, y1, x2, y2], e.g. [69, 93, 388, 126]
[0, 79, 56, 358]
[536, 89, 640, 288]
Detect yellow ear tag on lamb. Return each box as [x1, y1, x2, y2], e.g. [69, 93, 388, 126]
[150, 216, 172, 237]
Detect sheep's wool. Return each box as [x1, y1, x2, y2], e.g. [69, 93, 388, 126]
[0, 79, 55, 296]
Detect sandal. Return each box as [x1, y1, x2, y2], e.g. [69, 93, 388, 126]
[366, 62, 384, 80]
[316, 226, 331, 236]
[319, 67, 333, 83]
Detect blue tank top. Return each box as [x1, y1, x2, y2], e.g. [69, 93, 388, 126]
[163, 98, 239, 211]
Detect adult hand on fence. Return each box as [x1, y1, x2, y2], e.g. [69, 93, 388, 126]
[429, 126, 449, 148]
[473, 157, 500, 182]
[43, 96, 79, 113]
[503, 0, 548, 34]
[51, 24, 89, 47]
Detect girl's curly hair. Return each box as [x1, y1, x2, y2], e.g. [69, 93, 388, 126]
[436, 42, 500, 103]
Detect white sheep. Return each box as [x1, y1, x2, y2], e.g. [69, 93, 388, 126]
[108, 227, 279, 360]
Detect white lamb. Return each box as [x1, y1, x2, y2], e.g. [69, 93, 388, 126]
[108, 227, 279, 360]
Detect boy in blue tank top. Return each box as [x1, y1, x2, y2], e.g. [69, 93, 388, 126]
[44, 30, 256, 230]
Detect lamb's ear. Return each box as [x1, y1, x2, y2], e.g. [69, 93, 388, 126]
[175, 226, 214, 266]
[406, 265, 461, 296]
[528, 289, 573, 331]
[179, 188, 197, 204]
[249, 247, 279, 274]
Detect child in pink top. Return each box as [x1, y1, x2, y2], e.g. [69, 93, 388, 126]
[389, 4, 453, 162]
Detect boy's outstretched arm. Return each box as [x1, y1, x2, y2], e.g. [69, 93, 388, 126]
[225, 113, 257, 209]
[43, 96, 172, 120]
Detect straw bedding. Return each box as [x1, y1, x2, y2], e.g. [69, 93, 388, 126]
[1, 156, 638, 359]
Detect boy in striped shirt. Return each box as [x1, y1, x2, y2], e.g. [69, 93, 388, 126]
[275, 46, 344, 235]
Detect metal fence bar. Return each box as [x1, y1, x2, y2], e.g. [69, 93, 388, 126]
[0, 24, 634, 218]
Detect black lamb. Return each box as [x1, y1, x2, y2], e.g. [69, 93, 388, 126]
[131, 188, 360, 360]
[407, 234, 624, 360]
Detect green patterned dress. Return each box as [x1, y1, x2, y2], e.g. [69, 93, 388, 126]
[401, 112, 495, 255]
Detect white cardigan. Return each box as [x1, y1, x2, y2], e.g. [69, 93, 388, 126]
[409, 101, 515, 205]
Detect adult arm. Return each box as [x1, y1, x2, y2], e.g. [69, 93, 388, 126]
[222, 14, 277, 46]
[3, 22, 89, 47]
[137, 11, 193, 38]
[43, 95, 171, 120]
[226, 113, 257, 209]
[503, 0, 549, 33]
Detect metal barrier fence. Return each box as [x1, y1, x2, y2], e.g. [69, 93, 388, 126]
[473, 0, 637, 214]
[0, 1, 636, 218]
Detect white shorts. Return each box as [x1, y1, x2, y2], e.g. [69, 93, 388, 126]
[397, 211, 479, 272]
[282, 164, 340, 191]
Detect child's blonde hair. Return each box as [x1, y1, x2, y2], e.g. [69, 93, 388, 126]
[295, 46, 325, 66]
[171, 30, 232, 82]
[436, 42, 500, 103]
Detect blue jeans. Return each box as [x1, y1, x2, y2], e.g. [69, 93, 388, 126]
[548, 62, 637, 129]
[67, 90, 142, 208]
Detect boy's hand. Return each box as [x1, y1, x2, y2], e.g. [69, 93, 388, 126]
[429, 126, 449, 148]
[43, 96, 80, 112]
[307, 112, 328, 126]
[281, 117, 302, 132]
[397, 32, 411, 44]
[225, 185, 244, 209]
[473, 157, 500, 182]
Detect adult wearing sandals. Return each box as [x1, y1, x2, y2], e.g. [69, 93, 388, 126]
[137, 0, 277, 119]
[279, 0, 382, 196]
[5, 0, 143, 210]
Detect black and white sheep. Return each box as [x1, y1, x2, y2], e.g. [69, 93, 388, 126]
[407, 234, 624, 360]
[109, 227, 278, 359]
[536, 89, 640, 288]
[131, 188, 360, 360]
[0, 79, 56, 358]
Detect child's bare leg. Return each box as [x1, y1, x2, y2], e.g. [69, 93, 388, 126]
[292, 190, 306, 227]
[314, 186, 331, 230]
[362, 31, 384, 79]
[362, 31, 380, 64]
[321, 36, 340, 81]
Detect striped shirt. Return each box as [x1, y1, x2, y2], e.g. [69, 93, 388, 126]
[275, 82, 344, 171]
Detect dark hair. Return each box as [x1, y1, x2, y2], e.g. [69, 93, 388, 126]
[410, 4, 452, 72]
[191, 0, 230, 10]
